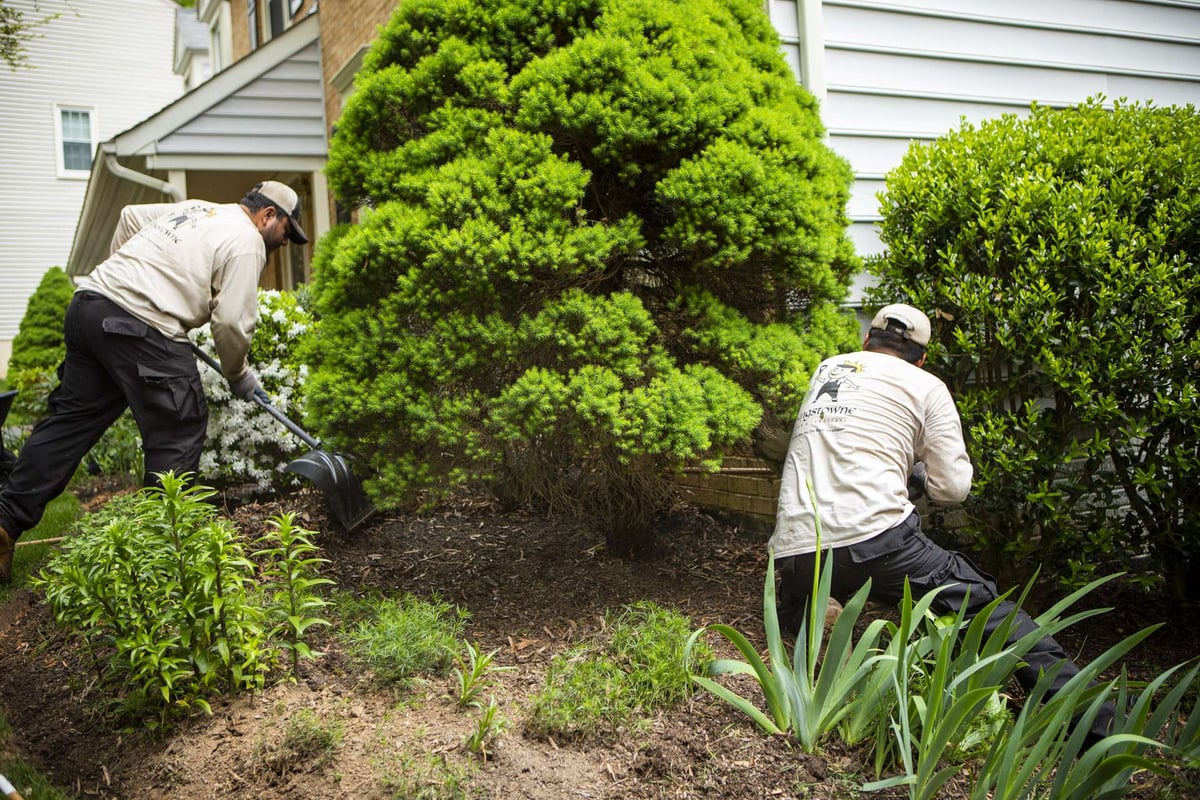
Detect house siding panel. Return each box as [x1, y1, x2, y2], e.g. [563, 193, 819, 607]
[0, 0, 185, 375]
[155, 42, 326, 156]
[814, 0, 1200, 305]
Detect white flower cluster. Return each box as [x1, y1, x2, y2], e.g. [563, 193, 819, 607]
[191, 290, 313, 493]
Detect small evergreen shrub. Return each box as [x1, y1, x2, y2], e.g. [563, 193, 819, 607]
[307, 0, 861, 551]
[7, 267, 74, 426]
[7, 267, 73, 378]
[192, 289, 312, 492]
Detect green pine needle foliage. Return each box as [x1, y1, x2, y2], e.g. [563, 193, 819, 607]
[7, 267, 73, 376]
[306, 0, 861, 544]
[7, 267, 75, 425]
[869, 97, 1200, 598]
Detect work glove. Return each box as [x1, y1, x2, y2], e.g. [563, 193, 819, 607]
[907, 461, 928, 501]
[228, 369, 262, 402]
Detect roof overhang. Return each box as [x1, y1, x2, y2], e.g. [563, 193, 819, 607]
[68, 13, 324, 276]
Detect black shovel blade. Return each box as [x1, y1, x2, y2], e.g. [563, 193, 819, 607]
[285, 449, 377, 533]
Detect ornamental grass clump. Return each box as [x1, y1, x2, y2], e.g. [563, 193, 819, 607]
[338, 593, 469, 685]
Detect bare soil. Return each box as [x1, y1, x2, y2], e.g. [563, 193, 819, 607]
[0, 487, 1196, 799]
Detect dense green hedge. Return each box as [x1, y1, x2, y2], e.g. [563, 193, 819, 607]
[870, 98, 1200, 598]
[307, 0, 860, 551]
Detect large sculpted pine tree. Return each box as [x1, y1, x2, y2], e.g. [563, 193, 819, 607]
[309, 0, 860, 552]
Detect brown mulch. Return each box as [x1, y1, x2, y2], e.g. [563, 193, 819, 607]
[0, 486, 1196, 798]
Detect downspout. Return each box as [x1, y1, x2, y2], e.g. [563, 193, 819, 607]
[104, 154, 185, 201]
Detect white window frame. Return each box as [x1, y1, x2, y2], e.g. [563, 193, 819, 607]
[54, 104, 96, 179]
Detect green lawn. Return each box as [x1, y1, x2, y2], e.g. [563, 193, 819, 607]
[1, 494, 82, 598]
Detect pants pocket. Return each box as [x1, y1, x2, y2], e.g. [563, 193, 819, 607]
[101, 316, 151, 338]
[138, 361, 207, 420]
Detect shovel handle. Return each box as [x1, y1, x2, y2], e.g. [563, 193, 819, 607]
[250, 390, 321, 449]
[189, 343, 321, 449]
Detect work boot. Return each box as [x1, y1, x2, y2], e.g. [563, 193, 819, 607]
[0, 525, 13, 584]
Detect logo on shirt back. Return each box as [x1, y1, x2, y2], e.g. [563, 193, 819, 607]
[149, 205, 218, 244]
[801, 359, 865, 425]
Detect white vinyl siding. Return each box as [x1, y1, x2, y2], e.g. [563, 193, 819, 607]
[768, 0, 804, 81]
[760, 0, 1200, 303]
[0, 0, 185, 371]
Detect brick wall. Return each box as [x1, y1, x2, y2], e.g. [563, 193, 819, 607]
[321, 0, 398, 117]
[673, 456, 781, 532]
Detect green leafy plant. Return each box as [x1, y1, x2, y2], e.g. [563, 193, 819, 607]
[526, 600, 707, 741]
[255, 512, 334, 676]
[451, 641, 513, 709]
[685, 476, 894, 751]
[34, 473, 273, 723]
[972, 660, 1200, 799]
[307, 0, 861, 553]
[463, 697, 507, 760]
[870, 97, 1200, 597]
[686, 548, 894, 750]
[338, 593, 468, 685]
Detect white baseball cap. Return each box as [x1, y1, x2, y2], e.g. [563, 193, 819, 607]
[253, 180, 309, 244]
[870, 303, 931, 346]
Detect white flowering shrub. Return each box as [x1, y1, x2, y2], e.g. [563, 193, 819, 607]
[192, 289, 312, 492]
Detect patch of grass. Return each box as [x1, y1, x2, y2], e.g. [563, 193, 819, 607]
[526, 600, 710, 742]
[2, 494, 81, 597]
[282, 708, 343, 764]
[0, 715, 72, 800]
[0, 757, 73, 800]
[377, 749, 482, 800]
[337, 592, 468, 685]
[256, 708, 344, 776]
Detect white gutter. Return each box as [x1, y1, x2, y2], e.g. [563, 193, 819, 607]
[104, 154, 184, 201]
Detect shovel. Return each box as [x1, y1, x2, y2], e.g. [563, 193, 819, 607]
[190, 344, 376, 533]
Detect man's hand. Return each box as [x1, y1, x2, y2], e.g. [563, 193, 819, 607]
[228, 370, 262, 401]
[907, 461, 928, 501]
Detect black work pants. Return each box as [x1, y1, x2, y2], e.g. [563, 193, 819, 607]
[0, 291, 208, 538]
[776, 511, 1114, 738]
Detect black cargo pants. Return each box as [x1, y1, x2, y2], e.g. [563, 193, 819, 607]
[0, 291, 208, 538]
[776, 510, 1115, 739]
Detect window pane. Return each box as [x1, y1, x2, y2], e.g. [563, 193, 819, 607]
[269, 0, 285, 36]
[63, 141, 91, 170]
[61, 109, 90, 139]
